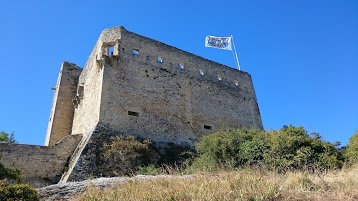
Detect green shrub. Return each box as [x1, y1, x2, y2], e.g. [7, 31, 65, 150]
[137, 164, 161, 175]
[263, 125, 342, 171]
[190, 129, 267, 171]
[0, 164, 22, 183]
[99, 135, 193, 176]
[0, 181, 39, 201]
[0, 165, 38, 201]
[102, 135, 153, 162]
[190, 126, 343, 172]
[344, 131, 358, 164]
[99, 135, 156, 176]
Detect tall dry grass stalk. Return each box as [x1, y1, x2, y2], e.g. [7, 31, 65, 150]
[78, 165, 358, 201]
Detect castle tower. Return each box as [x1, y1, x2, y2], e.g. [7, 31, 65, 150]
[46, 26, 262, 146]
[45, 62, 82, 146]
[66, 26, 263, 145]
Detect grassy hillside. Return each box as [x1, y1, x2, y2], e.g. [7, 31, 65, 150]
[78, 165, 358, 201]
[77, 126, 358, 200]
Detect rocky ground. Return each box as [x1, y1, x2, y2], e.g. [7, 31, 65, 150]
[37, 175, 194, 201]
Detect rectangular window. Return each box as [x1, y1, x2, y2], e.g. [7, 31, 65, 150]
[108, 46, 114, 56]
[128, 111, 139, 117]
[157, 57, 163, 63]
[204, 125, 212, 130]
[133, 49, 139, 55]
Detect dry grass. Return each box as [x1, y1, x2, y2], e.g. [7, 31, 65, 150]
[78, 165, 358, 201]
[278, 165, 358, 200]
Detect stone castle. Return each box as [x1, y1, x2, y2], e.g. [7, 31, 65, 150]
[0, 26, 262, 187]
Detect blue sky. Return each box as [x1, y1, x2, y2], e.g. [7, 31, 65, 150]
[0, 0, 357, 146]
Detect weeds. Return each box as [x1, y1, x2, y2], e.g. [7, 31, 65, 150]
[78, 166, 358, 201]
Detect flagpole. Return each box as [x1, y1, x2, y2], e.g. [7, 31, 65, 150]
[231, 35, 241, 70]
[231, 41, 239, 70]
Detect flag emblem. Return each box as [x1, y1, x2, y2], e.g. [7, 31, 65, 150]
[205, 36, 232, 50]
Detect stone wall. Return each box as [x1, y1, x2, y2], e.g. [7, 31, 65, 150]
[99, 27, 263, 144]
[45, 62, 82, 146]
[70, 30, 111, 137]
[41, 26, 263, 184]
[0, 134, 82, 187]
[68, 26, 262, 145]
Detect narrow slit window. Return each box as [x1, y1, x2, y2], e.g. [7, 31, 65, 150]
[157, 57, 163, 63]
[108, 46, 114, 56]
[199, 69, 204, 75]
[235, 81, 239, 86]
[128, 111, 139, 117]
[133, 49, 139, 55]
[204, 125, 212, 130]
[179, 63, 184, 69]
[217, 75, 222, 81]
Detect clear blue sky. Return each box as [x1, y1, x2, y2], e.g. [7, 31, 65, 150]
[0, 0, 357, 146]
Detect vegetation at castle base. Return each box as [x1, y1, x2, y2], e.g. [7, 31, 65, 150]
[189, 125, 343, 172]
[0, 181, 39, 201]
[0, 131, 16, 144]
[0, 132, 39, 201]
[76, 126, 358, 200]
[98, 135, 192, 177]
[99, 135, 155, 177]
[0, 164, 22, 183]
[0, 165, 38, 201]
[344, 131, 358, 165]
[100, 126, 354, 176]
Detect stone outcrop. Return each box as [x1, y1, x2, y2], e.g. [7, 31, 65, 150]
[38, 175, 195, 201]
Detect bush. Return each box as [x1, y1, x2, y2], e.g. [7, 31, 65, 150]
[0, 181, 39, 201]
[190, 129, 267, 171]
[344, 131, 358, 164]
[190, 126, 343, 172]
[263, 125, 342, 171]
[0, 165, 38, 201]
[99, 135, 156, 176]
[0, 164, 22, 182]
[137, 164, 161, 175]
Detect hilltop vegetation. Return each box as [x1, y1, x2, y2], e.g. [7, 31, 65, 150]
[79, 126, 358, 201]
[188, 125, 344, 172]
[79, 166, 358, 201]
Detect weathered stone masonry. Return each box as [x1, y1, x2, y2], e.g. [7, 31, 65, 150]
[1, 26, 263, 186]
[64, 26, 262, 146]
[0, 134, 82, 187]
[45, 62, 82, 146]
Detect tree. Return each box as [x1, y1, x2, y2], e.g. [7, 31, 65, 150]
[0, 131, 17, 143]
[344, 131, 358, 164]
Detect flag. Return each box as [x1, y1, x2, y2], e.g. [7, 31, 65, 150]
[205, 36, 232, 50]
